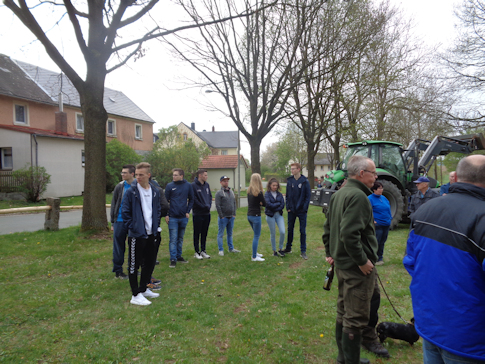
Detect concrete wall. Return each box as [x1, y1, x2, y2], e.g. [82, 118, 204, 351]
[0, 129, 32, 170]
[36, 136, 85, 197]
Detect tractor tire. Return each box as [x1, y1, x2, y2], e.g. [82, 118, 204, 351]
[378, 179, 404, 230]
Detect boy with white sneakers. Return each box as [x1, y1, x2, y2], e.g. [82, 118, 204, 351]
[122, 162, 162, 306]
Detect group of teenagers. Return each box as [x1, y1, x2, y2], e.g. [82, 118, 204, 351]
[110, 162, 312, 306]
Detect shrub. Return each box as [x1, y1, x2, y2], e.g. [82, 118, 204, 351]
[106, 139, 142, 192]
[12, 166, 51, 202]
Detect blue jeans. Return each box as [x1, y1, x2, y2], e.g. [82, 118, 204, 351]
[423, 339, 485, 364]
[286, 211, 307, 253]
[217, 216, 235, 251]
[168, 217, 188, 261]
[247, 215, 262, 258]
[266, 212, 285, 252]
[375, 225, 390, 261]
[112, 221, 128, 273]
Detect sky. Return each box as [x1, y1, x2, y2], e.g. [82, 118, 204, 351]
[0, 0, 461, 160]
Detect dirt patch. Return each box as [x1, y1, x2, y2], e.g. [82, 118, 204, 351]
[289, 261, 303, 269]
[89, 232, 112, 240]
[233, 299, 251, 313]
[315, 245, 326, 251]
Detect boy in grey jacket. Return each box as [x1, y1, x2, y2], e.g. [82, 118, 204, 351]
[215, 176, 240, 256]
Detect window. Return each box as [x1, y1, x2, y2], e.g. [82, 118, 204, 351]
[183, 133, 188, 141]
[0, 147, 13, 170]
[81, 150, 85, 167]
[14, 104, 28, 125]
[221, 150, 228, 155]
[76, 113, 84, 133]
[135, 124, 142, 140]
[107, 119, 116, 136]
[321, 166, 324, 171]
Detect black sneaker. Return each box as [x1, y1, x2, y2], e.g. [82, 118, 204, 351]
[283, 248, 292, 253]
[177, 257, 189, 263]
[151, 277, 161, 284]
[300, 252, 308, 260]
[155, 260, 160, 265]
[169, 260, 176, 268]
[277, 250, 286, 257]
[115, 272, 128, 279]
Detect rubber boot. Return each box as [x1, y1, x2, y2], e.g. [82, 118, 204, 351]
[336, 322, 345, 364]
[342, 331, 370, 364]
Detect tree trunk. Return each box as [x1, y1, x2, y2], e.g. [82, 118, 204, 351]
[306, 142, 316, 189]
[249, 138, 262, 175]
[80, 71, 109, 231]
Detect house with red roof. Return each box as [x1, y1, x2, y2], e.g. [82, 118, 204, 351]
[0, 54, 155, 198]
[177, 122, 248, 190]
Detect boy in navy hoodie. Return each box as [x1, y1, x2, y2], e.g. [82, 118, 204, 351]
[165, 168, 194, 268]
[192, 169, 212, 259]
[284, 163, 311, 259]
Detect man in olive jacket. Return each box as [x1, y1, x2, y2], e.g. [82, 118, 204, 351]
[323, 155, 378, 364]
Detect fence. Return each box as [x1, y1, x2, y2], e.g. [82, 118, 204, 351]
[0, 171, 22, 193]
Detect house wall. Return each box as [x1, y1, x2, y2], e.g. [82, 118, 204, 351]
[0, 129, 32, 170]
[205, 163, 247, 192]
[178, 123, 206, 148]
[0, 96, 153, 152]
[0, 95, 57, 129]
[302, 164, 332, 178]
[36, 136, 85, 197]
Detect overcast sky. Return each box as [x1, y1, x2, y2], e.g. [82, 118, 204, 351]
[0, 0, 460, 159]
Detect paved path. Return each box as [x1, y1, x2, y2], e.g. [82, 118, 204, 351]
[0, 198, 248, 235]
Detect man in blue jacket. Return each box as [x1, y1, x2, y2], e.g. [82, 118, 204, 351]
[284, 163, 311, 259]
[192, 169, 212, 260]
[404, 155, 485, 363]
[165, 168, 194, 268]
[122, 162, 162, 306]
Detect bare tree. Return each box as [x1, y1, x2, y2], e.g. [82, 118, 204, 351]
[164, 0, 321, 173]
[4, 0, 261, 230]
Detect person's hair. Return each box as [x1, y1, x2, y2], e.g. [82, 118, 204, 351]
[347, 156, 371, 177]
[371, 181, 383, 192]
[135, 162, 151, 174]
[290, 162, 301, 170]
[248, 173, 263, 197]
[172, 168, 184, 177]
[456, 155, 485, 184]
[266, 177, 280, 192]
[122, 164, 135, 175]
[196, 169, 207, 177]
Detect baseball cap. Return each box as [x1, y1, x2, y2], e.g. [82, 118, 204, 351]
[413, 176, 430, 183]
[220, 175, 230, 181]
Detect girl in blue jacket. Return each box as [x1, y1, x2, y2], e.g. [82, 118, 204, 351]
[264, 178, 286, 257]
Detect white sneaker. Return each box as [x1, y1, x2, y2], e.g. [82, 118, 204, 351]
[200, 251, 211, 259]
[194, 252, 203, 260]
[219, 250, 224, 256]
[130, 293, 151, 306]
[229, 248, 241, 253]
[142, 288, 159, 298]
[251, 256, 265, 262]
[257, 253, 263, 258]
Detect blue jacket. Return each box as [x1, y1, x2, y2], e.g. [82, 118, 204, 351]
[368, 193, 392, 226]
[286, 174, 311, 214]
[122, 181, 162, 239]
[264, 190, 285, 217]
[191, 177, 212, 215]
[165, 179, 194, 218]
[439, 182, 450, 195]
[403, 182, 485, 361]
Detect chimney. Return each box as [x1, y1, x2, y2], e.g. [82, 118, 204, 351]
[212, 126, 215, 132]
[191, 122, 195, 130]
[55, 112, 68, 135]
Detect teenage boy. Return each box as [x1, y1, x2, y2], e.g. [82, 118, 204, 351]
[192, 169, 212, 260]
[110, 164, 135, 279]
[284, 163, 311, 259]
[215, 176, 240, 256]
[165, 168, 194, 268]
[122, 162, 162, 306]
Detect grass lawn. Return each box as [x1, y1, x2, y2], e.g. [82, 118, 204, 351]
[0, 194, 112, 210]
[0, 207, 421, 363]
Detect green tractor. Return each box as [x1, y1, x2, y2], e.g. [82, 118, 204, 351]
[311, 134, 485, 229]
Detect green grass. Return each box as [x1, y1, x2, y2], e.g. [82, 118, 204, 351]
[0, 194, 112, 210]
[0, 207, 422, 363]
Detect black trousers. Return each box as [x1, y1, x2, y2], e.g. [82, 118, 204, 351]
[128, 234, 158, 296]
[193, 214, 211, 253]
